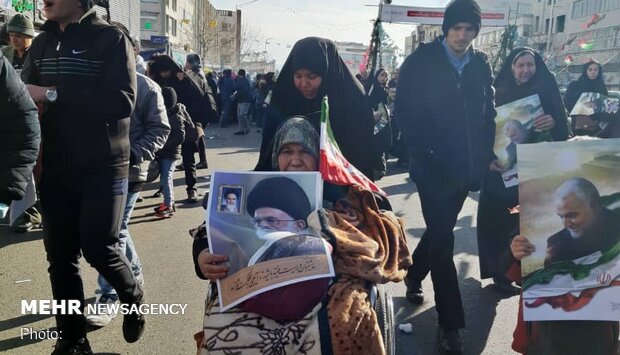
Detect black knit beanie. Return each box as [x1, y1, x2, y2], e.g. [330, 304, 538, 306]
[246, 177, 312, 223]
[442, 0, 482, 36]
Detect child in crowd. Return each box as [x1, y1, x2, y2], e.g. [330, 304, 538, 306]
[154, 87, 186, 218]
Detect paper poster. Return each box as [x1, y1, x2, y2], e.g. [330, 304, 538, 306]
[570, 92, 620, 117]
[519, 139, 620, 321]
[206, 171, 334, 311]
[494, 94, 548, 188]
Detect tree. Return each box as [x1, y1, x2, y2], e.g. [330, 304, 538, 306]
[192, 9, 263, 70]
[239, 23, 264, 63]
[492, 25, 518, 75]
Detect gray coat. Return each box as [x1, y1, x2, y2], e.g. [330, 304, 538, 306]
[0, 52, 40, 204]
[128, 73, 170, 183]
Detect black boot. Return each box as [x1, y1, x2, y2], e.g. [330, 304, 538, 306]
[437, 326, 463, 354]
[404, 278, 424, 304]
[51, 337, 93, 355]
[186, 188, 199, 203]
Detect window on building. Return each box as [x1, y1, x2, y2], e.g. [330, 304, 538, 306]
[545, 18, 550, 33]
[535, 16, 540, 33]
[572, 0, 582, 18]
[587, 0, 596, 13]
[556, 15, 565, 33]
[166, 16, 177, 36]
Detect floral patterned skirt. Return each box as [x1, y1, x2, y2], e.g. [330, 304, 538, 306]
[199, 297, 323, 355]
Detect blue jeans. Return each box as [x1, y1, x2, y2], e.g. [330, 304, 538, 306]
[237, 102, 250, 131]
[220, 100, 233, 127]
[96, 191, 143, 300]
[160, 158, 176, 206]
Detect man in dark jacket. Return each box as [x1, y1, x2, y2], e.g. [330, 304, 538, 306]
[233, 68, 252, 135]
[21, 0, 145, 352]
[394, 0, 496, 352]
[0, 51, 40, 218]
[87, 71, 170, 328]
[218, 69, 235, 127]
[184, 53, 214, 168]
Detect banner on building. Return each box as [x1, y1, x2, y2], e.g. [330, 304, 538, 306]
[380, 4, 509, 27]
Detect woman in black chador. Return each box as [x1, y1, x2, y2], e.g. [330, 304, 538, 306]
[255, 37, 375, 179]
[564, 60, 610, 136]
[564, 60, 608, 113]
[477, 47, 568, 291]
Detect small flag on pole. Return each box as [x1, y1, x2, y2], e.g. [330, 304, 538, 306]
[319, 96, 386, 195]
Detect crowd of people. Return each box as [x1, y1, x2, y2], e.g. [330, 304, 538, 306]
[1, 0, 620, 354]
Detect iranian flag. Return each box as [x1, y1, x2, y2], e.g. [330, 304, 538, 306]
[319, 96, 386, 195]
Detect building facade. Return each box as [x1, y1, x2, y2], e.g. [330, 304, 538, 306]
[240, 59, 276, 75]
[139, 0, 197, 64]
[336, 41, 398, 75]
[522, 0, 620, 88]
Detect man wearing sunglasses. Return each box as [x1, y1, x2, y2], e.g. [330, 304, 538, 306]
[245, 176, 325, 266]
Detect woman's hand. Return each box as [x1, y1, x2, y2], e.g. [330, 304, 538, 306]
[533, 114, 555, 132]
[511, 235, 535, 261]
[197, 250, 229, 281]
[489, 159, 506, 172]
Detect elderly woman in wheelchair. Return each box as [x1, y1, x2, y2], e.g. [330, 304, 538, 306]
[192, 117, 411, 354]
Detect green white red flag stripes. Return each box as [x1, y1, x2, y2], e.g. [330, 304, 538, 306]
[319, 96, 386, 196]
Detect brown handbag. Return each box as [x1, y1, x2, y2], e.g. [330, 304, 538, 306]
[572, 115, 600, 135]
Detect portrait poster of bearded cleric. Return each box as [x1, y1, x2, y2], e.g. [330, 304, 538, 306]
[519, 138, 620, 321]
[206, 171, 334, 311]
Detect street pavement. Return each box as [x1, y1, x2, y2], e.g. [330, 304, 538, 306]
[0, 125, 520, 354]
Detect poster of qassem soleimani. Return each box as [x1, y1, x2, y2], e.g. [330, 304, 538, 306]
[519, 138, 620, 321]
[206, 171, 334, 311]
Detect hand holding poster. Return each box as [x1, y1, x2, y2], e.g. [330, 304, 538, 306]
[206, 171, 334, 311]
[518, 139, 620, 321]
[493, 94, 551, 188]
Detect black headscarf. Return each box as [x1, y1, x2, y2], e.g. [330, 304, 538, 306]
[494, 47, 568, 141]
[148, 54, 209, 124]
[564, 60, 608, 112]
[366, 68, 388, 110]
[256, 37, 375, 179]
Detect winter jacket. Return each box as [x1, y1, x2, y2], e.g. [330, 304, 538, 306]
[234, 75, 252, 103]
[395, 37, 496, 191]
[157, 103, 186, 160]
[218, 75, 235, 102]
[186, 70, 218, 124]
[0, 52, 40, 204]
[128, 73, 170, 183]
[21, 9, 136, 181]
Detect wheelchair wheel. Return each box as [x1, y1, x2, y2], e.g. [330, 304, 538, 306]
[375, 286, 395, 355]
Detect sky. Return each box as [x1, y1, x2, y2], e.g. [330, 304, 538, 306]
[209, 0, 450, 69]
